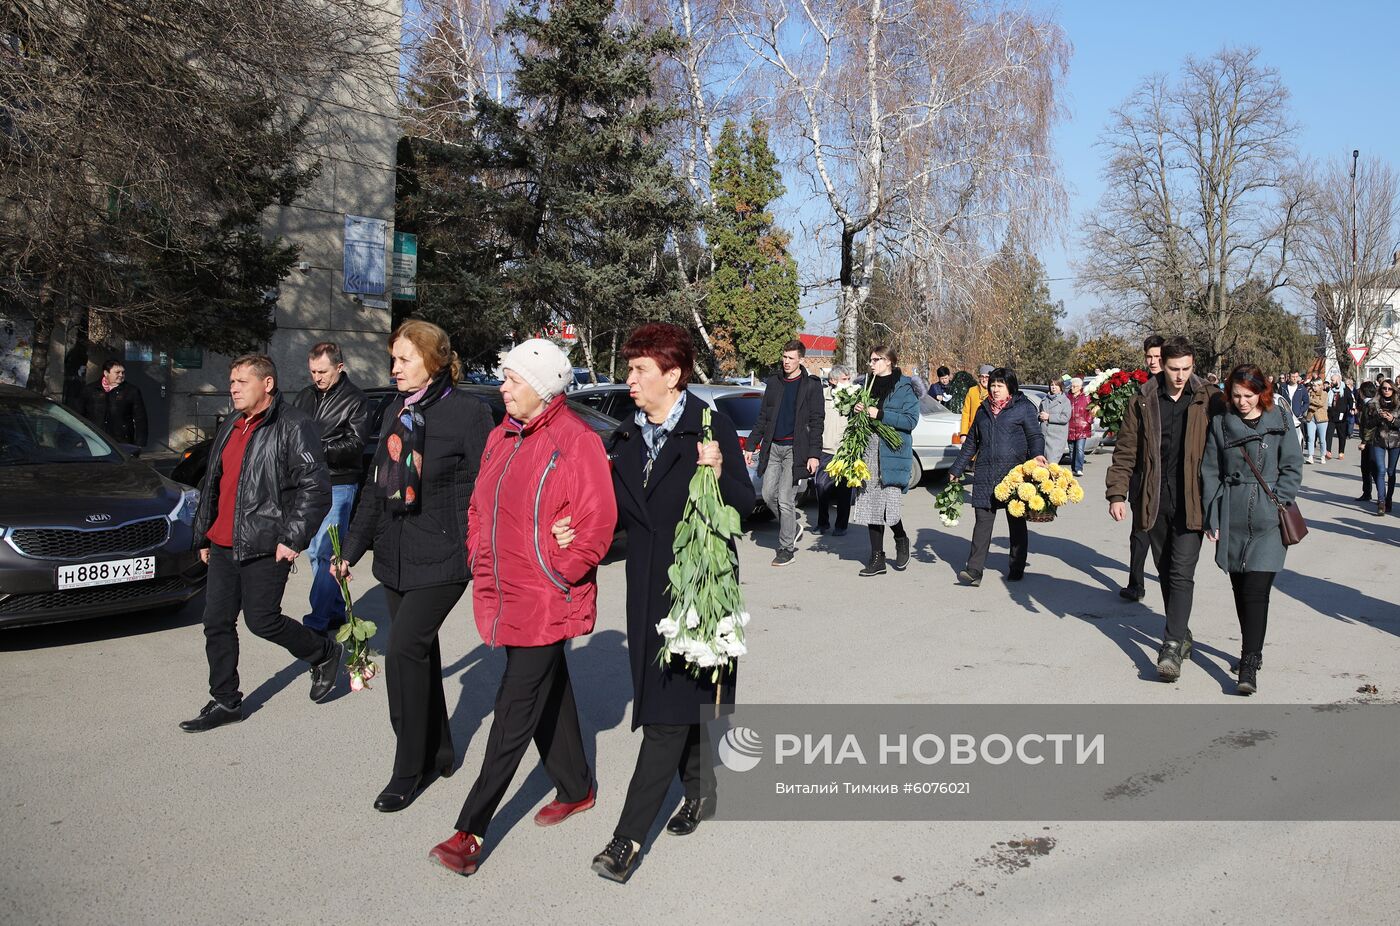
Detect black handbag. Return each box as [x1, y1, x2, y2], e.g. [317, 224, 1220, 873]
[1239, 442, 1308, 546]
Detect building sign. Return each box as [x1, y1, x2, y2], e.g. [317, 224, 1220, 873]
[343, 214, 387, 295]
[172, 347, 203, 370]
[392, 232, 417, 300]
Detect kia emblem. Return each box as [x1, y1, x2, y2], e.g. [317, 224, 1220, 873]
[85, 513, 112, 524]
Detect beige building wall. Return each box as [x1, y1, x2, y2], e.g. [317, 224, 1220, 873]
[163, 0, 402, 449]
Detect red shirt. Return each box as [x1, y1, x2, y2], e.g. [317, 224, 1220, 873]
[206, 410, 266, 548]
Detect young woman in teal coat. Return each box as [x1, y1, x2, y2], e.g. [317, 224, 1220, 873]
[1201, 364, 1304, 696]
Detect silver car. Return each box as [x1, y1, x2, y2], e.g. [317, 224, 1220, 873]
[569, 383, 768, 513]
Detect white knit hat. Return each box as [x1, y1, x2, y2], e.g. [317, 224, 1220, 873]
[502, 339, 572, 400]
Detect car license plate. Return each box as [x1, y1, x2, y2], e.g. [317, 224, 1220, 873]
[56, 556, 156, 590]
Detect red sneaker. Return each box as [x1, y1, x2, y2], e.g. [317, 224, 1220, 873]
[533, 785, 596, 827]
[429, 831, 483, 876]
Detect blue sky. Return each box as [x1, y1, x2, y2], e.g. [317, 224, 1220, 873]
[1042, 0, 1400, 330]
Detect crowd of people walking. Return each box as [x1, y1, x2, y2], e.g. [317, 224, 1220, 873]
[174, 316, 1390, 883]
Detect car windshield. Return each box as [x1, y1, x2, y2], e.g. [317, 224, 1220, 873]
[712, 394, 763, 431]
[918, 395, 950, 415]
[0, 396, 120, 465]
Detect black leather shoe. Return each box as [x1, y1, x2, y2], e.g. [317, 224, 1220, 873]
[592, 836, 640, 883]
[1236, 651, 1262, 696]
[374, 775, 422, 813]
[892, 536, 911, 570]
[309, 641, 343, 702]
[179, 700, 242, 733]
[665, 795, 716, 836]
[859, 551, 887, 577]
[1007, 567, 1025, 582]
[1119, 585, 1145, 601]
[1156, 635, 1193, 681]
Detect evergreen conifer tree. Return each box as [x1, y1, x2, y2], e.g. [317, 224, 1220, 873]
[705, 119, 801, 376]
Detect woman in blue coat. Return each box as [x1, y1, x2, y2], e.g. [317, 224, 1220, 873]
[949, 368, 1047, 585]
[849, 345, 922, 576]
[1201, 363, 1303, 695]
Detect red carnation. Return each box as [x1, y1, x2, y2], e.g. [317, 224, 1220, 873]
[1134, 370, 1149, 382]
[1098, 384, 1112, 397]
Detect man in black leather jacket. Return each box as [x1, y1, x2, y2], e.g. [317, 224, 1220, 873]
[292, 342, 372, 636]
[180, 354, 341, 733]
[77, 360, 149, 446]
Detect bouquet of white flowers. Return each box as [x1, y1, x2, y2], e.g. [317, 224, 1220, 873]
[657, 407, 750, 686]
[824, 383, 903, 488]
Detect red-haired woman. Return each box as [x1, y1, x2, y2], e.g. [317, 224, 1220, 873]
[337, 320, 494, 809]
[1200, 364, 1303, 695]
[589, 322, 754, 883]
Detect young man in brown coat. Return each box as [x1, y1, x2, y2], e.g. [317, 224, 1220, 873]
[1105, 337, 1225, 681]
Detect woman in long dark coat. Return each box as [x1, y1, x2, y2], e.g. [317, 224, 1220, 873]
[590, 323, 755, 884]
[949, 368, 1047, 585]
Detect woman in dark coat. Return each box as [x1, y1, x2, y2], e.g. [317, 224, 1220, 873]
[1201, 364, 1303, 695]
[336, 320, 493, 811]
[948, 368, 1047, 586]
[591, 323, 754, 884]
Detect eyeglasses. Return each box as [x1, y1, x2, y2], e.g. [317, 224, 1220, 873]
[869, 358, 884, 364]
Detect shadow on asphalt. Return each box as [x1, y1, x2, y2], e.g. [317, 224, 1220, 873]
[0, 593, 205, 652]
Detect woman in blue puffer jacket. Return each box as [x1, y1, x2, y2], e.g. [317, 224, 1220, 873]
[949, 368, 1047, 586]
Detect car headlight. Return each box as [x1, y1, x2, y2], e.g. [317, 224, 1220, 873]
[168, 488, 199, 526]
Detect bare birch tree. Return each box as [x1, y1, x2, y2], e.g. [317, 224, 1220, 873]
[1292, 155, 1400, 379]
[731, 0, 1068, 368]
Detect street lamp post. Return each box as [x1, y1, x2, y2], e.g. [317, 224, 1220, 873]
[1350, 149, 1360, 380]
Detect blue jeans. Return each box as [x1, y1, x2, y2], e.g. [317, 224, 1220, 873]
[305, 483, 357, 632]
[1371, 445, 1400, 505]
[1304, 420, 1326, 457]
[1070, 438, 1087, 474]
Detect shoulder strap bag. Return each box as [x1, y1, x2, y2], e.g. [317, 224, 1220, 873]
[1239, 439, 1308, 546]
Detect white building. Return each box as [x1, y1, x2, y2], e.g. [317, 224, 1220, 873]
[1315, 273, 1400, 384]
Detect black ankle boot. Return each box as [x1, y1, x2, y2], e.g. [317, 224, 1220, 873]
[1237, 651, 1262, 696]
[860, 551, 887, 577]
[893, 536, 910, 570]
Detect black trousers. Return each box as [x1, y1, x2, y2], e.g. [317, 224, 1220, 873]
[1146, 498, 1204, 643]
[455, 641, 590, 837]
[963, 506, 1027, 578]
[614, 722, 715, 845]
[1361, 445, 1378, 498]
[203, 545, 329, 707]
[1326, 420, 1348, 456]
[384, 583, 466, 779]
[816, 482, 851, 530]
[1126, 527, 1151, 591]
[1230, 571, 1275, 654]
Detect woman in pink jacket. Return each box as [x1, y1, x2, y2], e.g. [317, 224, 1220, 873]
[1067, 377, 1094, 477]
[429, 339, 618, 877]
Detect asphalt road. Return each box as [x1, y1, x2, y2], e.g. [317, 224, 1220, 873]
[3, 456, 1397, 925]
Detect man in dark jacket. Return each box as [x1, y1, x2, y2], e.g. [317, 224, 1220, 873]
[746, 339, 824, 567]
[1120, 334, 1163, 602]
[292, 342, 372, 636]
[181, 354, 340, 733]
[78, 360, 148, 446]
[1105, 337, 1225, 682]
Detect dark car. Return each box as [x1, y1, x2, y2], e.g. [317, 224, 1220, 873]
[0, 385, 206, 629]
[171, 383, 620, 489]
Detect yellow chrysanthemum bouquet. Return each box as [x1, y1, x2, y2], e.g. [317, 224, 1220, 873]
[992, 460, 1085, 522]
[825, 384, 902, 488]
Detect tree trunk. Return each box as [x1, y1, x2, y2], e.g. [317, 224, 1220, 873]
[25, 297, 56, 395]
